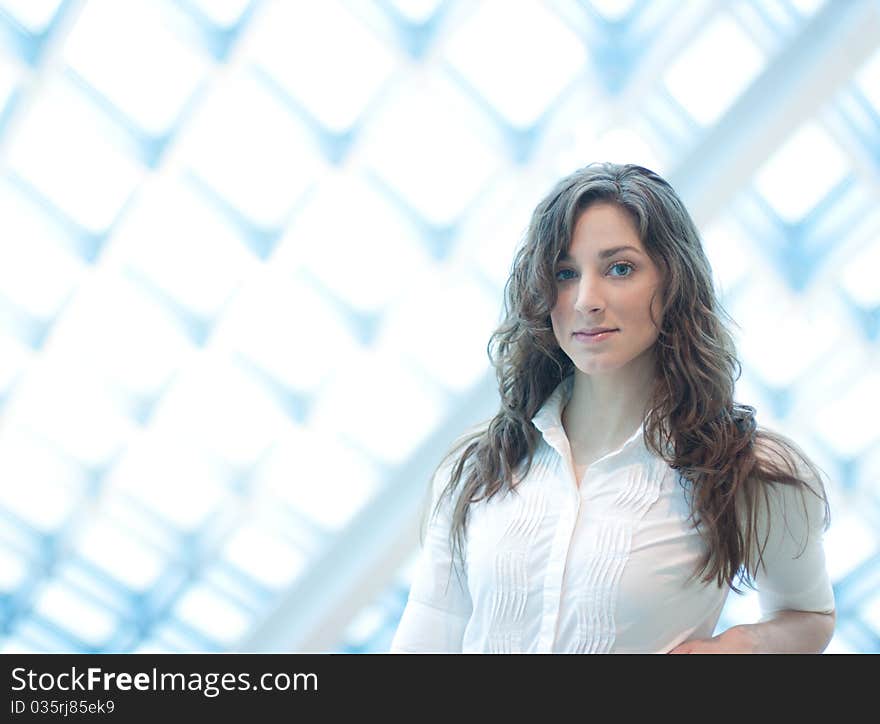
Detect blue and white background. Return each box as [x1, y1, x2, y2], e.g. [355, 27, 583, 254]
[0, 0, 877, 654]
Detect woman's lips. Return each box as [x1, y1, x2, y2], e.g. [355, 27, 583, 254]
[573, 330, 618, 343]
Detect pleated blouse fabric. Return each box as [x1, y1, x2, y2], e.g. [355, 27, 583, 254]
[390, 374, 835, 654]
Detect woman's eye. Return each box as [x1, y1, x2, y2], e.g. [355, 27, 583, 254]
[608, 262, 634, 277]
[555, 263, 634, 281]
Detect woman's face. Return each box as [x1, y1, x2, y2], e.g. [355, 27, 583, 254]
[550, 202, 663, 376]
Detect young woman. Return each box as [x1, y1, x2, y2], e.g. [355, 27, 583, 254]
[390, 162, 835, 654]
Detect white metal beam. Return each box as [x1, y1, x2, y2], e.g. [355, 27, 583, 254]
[668, 0, 880, 227]
[237, 368, 499, 652]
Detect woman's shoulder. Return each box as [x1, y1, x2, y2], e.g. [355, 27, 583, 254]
[746, 427, 831, 544]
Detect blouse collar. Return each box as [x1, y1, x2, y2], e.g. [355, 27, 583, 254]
[530, 373, 645, 455]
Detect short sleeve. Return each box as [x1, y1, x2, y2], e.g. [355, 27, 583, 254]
[751, 477, 835, 621]
[389, 458, 473, 653]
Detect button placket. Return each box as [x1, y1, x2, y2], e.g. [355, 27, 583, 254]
[535, 436, 581, 652]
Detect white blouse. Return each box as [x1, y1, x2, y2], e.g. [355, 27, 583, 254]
[390, 374, 835, 653]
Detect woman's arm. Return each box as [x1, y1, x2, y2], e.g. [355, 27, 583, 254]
[668, 609, 836, 653]
[674, 445, 837, 654]
[389, 461, 472, 653]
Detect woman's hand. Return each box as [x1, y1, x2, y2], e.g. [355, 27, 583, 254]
[667, 625, 759, 654]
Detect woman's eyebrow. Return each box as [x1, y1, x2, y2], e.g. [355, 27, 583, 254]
[560, 245, 643, 261]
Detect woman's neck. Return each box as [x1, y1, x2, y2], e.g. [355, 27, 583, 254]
[562, 355, 655, 452]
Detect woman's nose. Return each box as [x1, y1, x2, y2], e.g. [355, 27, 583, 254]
[573, 275, 604, 314]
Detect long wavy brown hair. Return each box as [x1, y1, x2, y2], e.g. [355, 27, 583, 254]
[425, 161, 830, 595]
